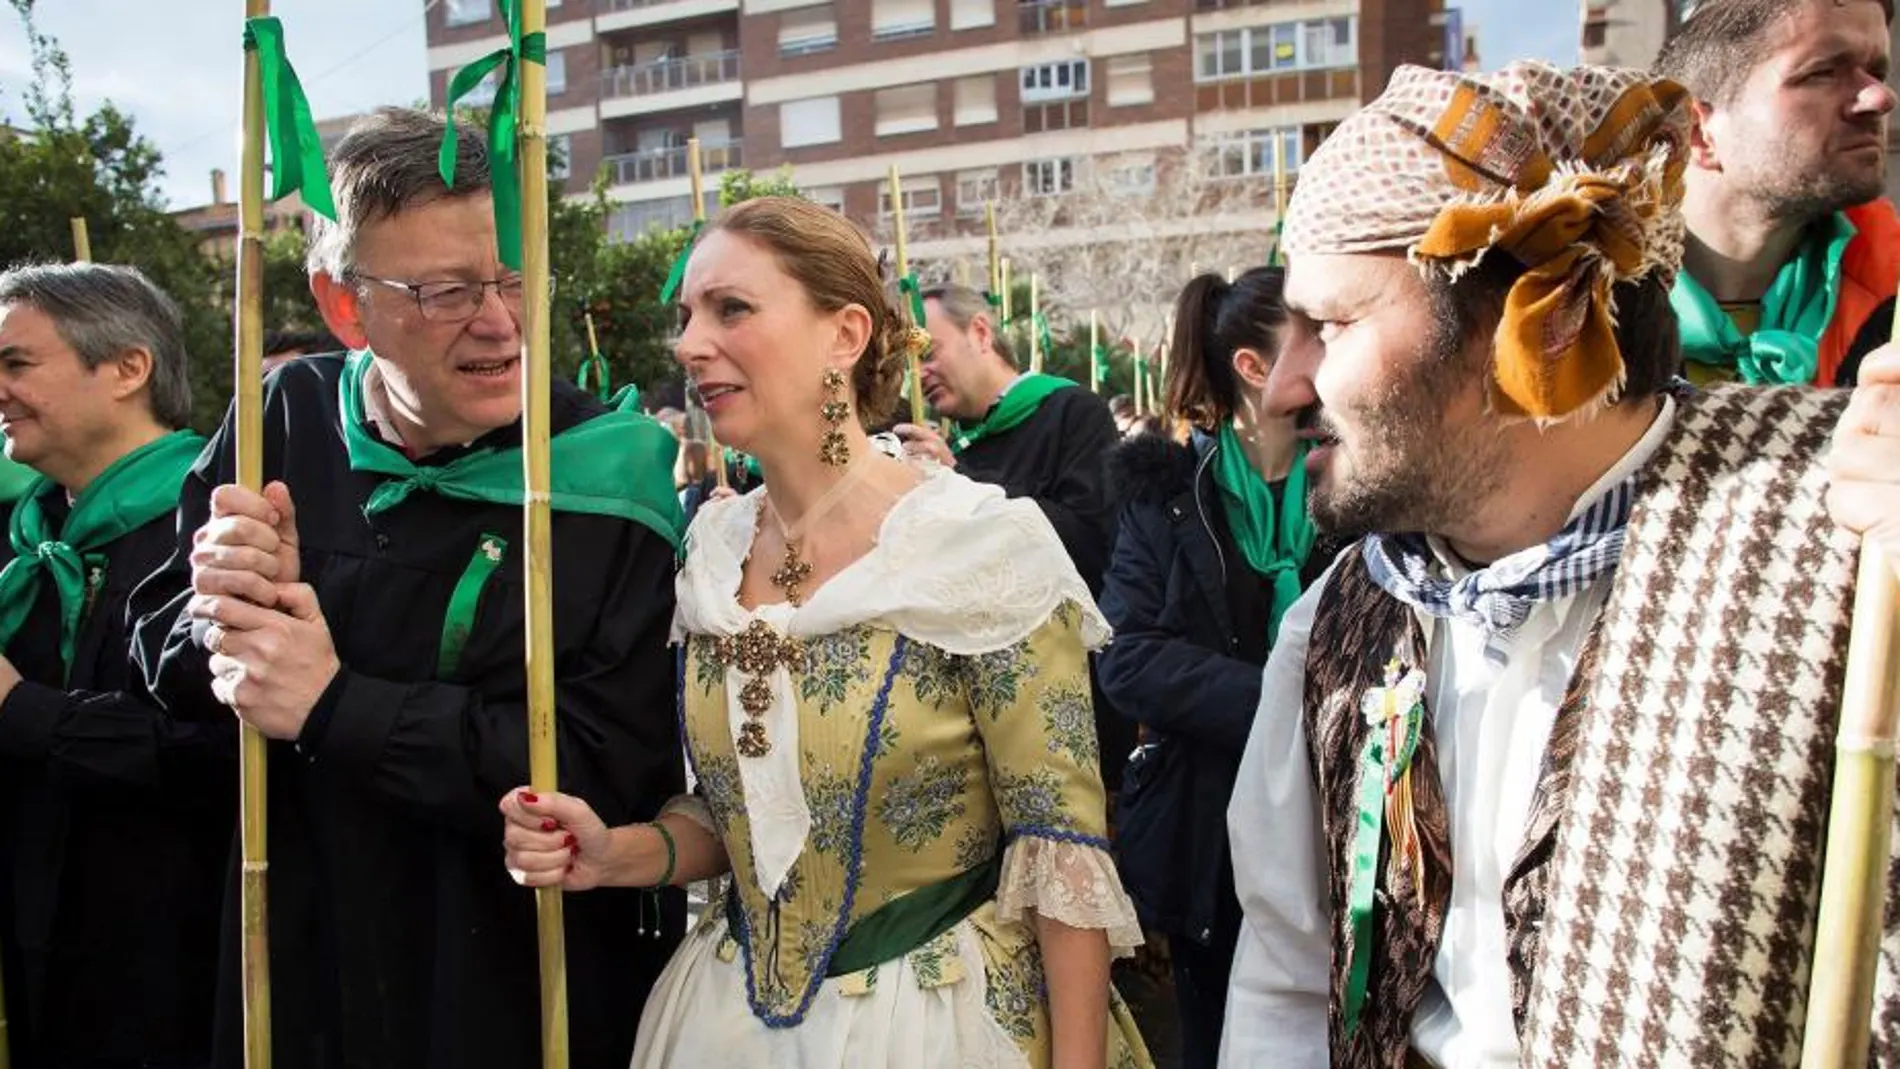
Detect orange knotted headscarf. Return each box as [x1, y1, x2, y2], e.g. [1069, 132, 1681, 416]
[1281, 61, 1691, 422]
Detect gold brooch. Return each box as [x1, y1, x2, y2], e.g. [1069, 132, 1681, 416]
[708, 620, 804, 757]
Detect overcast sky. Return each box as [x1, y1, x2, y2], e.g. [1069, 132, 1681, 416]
[0, 0, 1575, 211]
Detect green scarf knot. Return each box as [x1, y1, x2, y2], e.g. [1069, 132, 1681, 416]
[1670, 212, 1855, 386]
[1210, 425, 1315, 645]
[0, 430, 205, 678]
[242, 17, 338, 221]
[339, 351, 684, 548]
[951, 373, 1074, 454]
[439, 0, 546, 270]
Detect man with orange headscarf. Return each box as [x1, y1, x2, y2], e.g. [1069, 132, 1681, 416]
[1657, 0, 1898, 387]
[1221, 60, 1900, 1068]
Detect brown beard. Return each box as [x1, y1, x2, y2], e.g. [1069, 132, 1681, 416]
[1308, 318, 1510, 537]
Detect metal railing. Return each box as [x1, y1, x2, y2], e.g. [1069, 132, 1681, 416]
[604, 140, 743, 186]
[1019, 0, 1087, 34]
[600, 49, 741, 99]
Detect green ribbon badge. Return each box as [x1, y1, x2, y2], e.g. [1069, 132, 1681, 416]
[659, 219, 706, 305]
[1343, 658, 1428, 1038]
[242, 17, 337, 221]
[439, 0, 546, 270]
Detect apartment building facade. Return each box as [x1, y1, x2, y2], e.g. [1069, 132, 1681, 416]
[423, 0, 1457, 253]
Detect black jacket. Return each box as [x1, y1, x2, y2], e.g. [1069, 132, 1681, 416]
[1096, 432, 1334, 945]
[129, 355, 684, 1069]
[0, 482, 233, 1067]
[956, 385, 1119, 593]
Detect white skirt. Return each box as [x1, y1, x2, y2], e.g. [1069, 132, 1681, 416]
[631, 914, 1031, 1069]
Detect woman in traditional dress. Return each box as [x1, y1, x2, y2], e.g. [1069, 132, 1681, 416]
[499, 196, 1152, 1069]
[1095, 268, 1330, 1068]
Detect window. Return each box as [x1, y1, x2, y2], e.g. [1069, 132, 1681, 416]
[544, 50, 567, 95]
[806, 186, 845, 212]
[459, 70, 499, 108]
[872, 0, 935, 40]
[1103, 157, 1155, 196]
[780, 96, 842, 148]
[779, 5, 839, 55]
[956, 169, 997, 214]
[1020, 60, 1089, 103]
[875, 83, 939, 137]
[1582, 8, 1609, 49]
[1025, 99, 1088, 132]
[1106, 55, 1153, 107]
[954, 75, 998, 125]
[1024, 157, 1076, 196]
[951, 0, 996, 30]
[445, 0, 491, 26]
[879, 179, 942, 217]
[549, 134, 572, 181]
[1201, 127, 1301, 179]
[1194, 17, 1357, 82]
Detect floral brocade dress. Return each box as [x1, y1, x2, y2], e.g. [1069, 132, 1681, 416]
[631, 463, 1153, 1069]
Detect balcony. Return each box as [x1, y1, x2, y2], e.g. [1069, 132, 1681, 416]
[600, 50, 744, 117]
[604, 140, 744, 187]
[596, 0, 740, 31]
[1018, 0, 1087, 34]
[1194, 67, 1359, 111]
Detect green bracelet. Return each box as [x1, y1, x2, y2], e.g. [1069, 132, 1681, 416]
[647, 820, 677, 889]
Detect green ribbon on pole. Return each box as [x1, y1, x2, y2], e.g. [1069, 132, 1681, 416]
[576, 352, 611, 401]
[659, 220, 706, 304]
[1090, 344, 1110, 385]
[1268, 218, 1285, 268]
[897, 274, 927, 328]
[438, 0, 545, 270]
[1033, 312, 1055, 367]
[984, 291, 1003, 310]
[242, 17, 337, 221]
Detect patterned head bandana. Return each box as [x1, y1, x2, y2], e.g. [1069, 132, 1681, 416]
[1283, 61, 1692, 422]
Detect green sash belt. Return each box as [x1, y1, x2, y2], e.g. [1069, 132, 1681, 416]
[728, 854, 1001, 976]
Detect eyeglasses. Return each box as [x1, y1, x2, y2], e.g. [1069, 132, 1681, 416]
[349, 271, 536, 323]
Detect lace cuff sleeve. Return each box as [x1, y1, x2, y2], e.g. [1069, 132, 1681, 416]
[995, 834, 1144, 957]
[658, 793, 717, 836]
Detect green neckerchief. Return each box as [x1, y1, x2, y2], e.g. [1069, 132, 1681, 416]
[1670, 211, 1855, 385]
[0, 430, 204, 678]
[950, 373, 1075, 454]
[337, 351, 684, 549]
[1210, 424, 1315, 645]
[0, 454, 38, 506]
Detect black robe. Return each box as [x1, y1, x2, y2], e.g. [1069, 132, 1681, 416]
[955, 386, 1119, 592]
[0, 484, 232, 1068]
[129, 355, 685, 1069]
[953, 385, 1134, 788]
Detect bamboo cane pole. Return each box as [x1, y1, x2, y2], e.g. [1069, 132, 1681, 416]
[985, 202, 1000, 300]
[955, 259, 971, 288]
[1273, 139, 1288, 220]
[517, 3, 569, 1064]
[1088, 310, 1100, 396]
[70, 217, 91, 262]
[1799, 316, 1900, 1067]
[235, 3, 274, 1066]
[1028, 273, 1042, 374]
[684, 138, 729, 489]
[1227, 264, 1238, 284]
[888, 165, 927, 426]
[1000, 258, 1013, 326]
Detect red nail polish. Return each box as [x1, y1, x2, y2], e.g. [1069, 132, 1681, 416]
[521, 792, 539, 804]
[541, 819, 559, 832]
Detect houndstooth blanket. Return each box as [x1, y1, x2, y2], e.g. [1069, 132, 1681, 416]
[1523, 383, 1892, 1066]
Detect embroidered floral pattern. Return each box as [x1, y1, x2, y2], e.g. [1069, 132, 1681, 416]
[805, 766, 857, 857]
[694, 753, 744, 829]
[1037, 681, 1098, 765]
[877, 756, 969, 851]
[953, 824, 999, 871]
[691, 635, 726, 695]
[985, 946, 1047, 1041]
[801, 627, 873, 713]
[968, 640, 1039, 720]
[995, 769, 1069, 831]
[904, 641, 964, 705]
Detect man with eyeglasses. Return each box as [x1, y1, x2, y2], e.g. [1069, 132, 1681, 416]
[129, 107, 687, 1069]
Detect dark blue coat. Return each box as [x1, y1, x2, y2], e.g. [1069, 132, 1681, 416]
[1097, 431, 1333, 946]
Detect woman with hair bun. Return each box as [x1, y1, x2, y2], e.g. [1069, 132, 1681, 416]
[1097, 267, 1333, 1069]
[500, 197, 1152, 1069]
